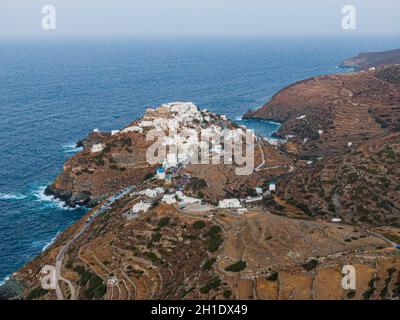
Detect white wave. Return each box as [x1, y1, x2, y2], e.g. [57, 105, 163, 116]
[0, 275, 10, 286]
[0, 193, 27, 200]
[62, 143, 83, 154]
[32, 186, 86, 211]
[41, 232, 60, 252]
[235, 115, 242, 121]
[32, 232, 60, 252]
[33, 186, 70, 210]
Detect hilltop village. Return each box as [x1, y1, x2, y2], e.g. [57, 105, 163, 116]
[2, 61, 400, 301]
[90, 102, 278, 219]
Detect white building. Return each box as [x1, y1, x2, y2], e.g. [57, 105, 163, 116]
[162, 194, 177, 204]
[219, 199, 242, 209]
[331, 218, 342, 223]
[269, 182, 276, 193]
[175, 191, 201, 205]
[156, 168, 166, 180]
[132, 201, 152, 214]
[91, 143, 104, 153]
[245, 196, 263, 203]
[122, 126, 143, 134]
[139, 120, 154, 128]
[140, 188, 164, 198]
[111, 130, 120, 136]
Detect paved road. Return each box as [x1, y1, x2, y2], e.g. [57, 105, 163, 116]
[55, 187, 133, 300]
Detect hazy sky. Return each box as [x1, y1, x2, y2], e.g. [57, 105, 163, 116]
[1, 0, 399, 38]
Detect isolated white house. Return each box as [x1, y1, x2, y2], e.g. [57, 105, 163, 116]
[91, 143, 104, 153]
[132, 201, 151, 214]
[219, 199, 242, 209]
[269, 182, 276, 193]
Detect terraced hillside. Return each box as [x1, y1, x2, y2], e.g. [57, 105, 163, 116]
[274, 132, 400, 227]
[244, 65, 400, 156]
[7, 204, 400, 300]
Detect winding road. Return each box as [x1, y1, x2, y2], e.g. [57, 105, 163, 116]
[54, 187, 133, 300]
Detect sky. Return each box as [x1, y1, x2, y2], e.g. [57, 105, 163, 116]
[1, 0, 399, 38]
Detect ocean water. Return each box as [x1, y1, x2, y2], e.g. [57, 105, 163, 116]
[0, 36, 399, 283]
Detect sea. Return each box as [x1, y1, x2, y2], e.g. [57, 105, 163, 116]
[0, 36, 399, 283]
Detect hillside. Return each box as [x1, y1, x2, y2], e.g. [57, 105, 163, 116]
[243, 65, 400, 157]
[340, 48, 400, 71]
[2, 67, 400, 301]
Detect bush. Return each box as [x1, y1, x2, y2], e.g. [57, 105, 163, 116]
[223, 290, 232, 299]
[158, 217, 170, 228]
[225, 261, 247, 272]
[266, 271, 278, 281]
[302, 259, 318, 271]
[83, 274, 107, 300]
[152, 232, 162, 242]
[192, 221, 206, 229]
[346, 290, 357, 299]
[206, 226, 221, 237]
[206, 226, 223, 252]
[203, 257, 217, 270]
[200, 276, 221, 294]
[27, 287, 48, 300]
[208, 235, 223, 252]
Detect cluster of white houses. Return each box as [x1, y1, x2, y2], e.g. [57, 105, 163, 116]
[128, 180, 277, 218]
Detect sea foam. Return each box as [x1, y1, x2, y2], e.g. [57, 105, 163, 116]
[62, 143, 83, 154]
[0, 193, 27, 201]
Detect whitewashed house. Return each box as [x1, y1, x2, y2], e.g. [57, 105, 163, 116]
[219, 199, 242, 209]
[91, 143, 104, 153]
[162, 194, 177, 204]
[111, 130, 120, 136]
[122, 126, 143, 134]
[132, 202, 151, 214]
[269, 182, 276, 193]
[140, 188, 164, 198]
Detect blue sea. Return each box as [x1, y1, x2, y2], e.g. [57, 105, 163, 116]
[0, 36, 399, 283]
